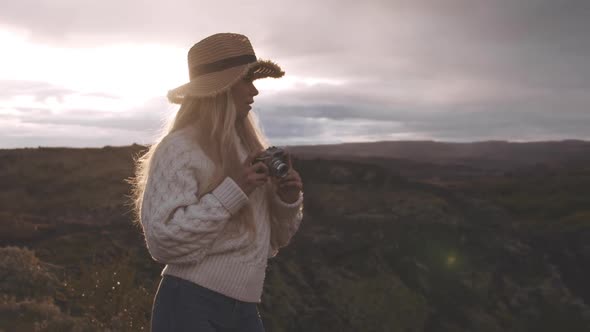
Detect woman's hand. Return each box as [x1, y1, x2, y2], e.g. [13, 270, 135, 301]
[272, 154, 303, 204]
[233, 151, 269, 196]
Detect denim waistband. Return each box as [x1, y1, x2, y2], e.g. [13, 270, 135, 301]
[153, 275, 263, 330]
[164, 274, 238, 304]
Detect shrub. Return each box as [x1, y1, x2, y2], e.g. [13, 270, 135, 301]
[63, 253, 153, 331]
[0, 247, 60, 300]
[0, 296, 97, 332]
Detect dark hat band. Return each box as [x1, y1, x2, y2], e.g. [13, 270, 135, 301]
[189, 54, 257, 80]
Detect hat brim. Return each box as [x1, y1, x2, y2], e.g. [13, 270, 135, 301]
[167, 60, 284, 104]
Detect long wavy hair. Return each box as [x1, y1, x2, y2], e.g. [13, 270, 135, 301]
[129, 91, 285, 246]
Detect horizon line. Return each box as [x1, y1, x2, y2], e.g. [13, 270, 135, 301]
[2, 138, 589, 151]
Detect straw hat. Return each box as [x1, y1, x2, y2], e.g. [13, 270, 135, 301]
[167, 33, 285, 104]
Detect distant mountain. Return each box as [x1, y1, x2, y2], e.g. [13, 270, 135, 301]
[285, 140, 590, 169]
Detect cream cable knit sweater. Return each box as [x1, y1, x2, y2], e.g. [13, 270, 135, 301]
[140, 127, 303, 303]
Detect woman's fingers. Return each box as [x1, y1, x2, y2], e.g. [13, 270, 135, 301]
[278, 171, 300, 183]
[279, 179, 301, 185]
[248, 164, 269, 188]
[243, 153, 257, 167]
[250, 161, 269, 175]
[278, 179, 302, 189]
[244, 150, 264, 166]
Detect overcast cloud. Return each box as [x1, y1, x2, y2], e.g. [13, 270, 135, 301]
[0, 0, 589, 148]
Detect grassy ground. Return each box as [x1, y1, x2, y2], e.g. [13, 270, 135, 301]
[1, 145, 589, 331]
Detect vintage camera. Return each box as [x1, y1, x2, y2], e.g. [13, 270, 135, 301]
[253, 146, 290, 178]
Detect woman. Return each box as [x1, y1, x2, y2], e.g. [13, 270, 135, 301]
[130, 33, 304, 332]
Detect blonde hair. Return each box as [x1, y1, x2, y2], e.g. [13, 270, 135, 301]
[129, 91, 284, 246]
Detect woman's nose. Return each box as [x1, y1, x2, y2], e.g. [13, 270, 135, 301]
[250, 82, 259, 97]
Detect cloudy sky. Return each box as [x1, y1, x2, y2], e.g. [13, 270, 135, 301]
[1, 0, 589, 148]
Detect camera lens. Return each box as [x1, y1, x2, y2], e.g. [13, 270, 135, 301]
[277, 164, 289, 178]
[276, 164, 289, 178]
[270, 158, 289, 178]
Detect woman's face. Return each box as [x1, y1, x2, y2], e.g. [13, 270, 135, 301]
[231, 76, 259, 120]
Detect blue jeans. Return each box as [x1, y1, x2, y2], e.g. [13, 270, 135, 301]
[151, 275, 266, 332]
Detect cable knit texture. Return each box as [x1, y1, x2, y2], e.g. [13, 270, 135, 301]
[140, 127, 303, 303]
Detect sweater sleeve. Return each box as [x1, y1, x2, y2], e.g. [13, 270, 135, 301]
[268, 190, 304, 258]
[140, 138, 249, 265]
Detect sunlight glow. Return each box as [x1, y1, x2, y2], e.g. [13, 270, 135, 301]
[0, 27, 186, 104]
[1, 26, 346, 115]
[0, 26, 379, 148]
